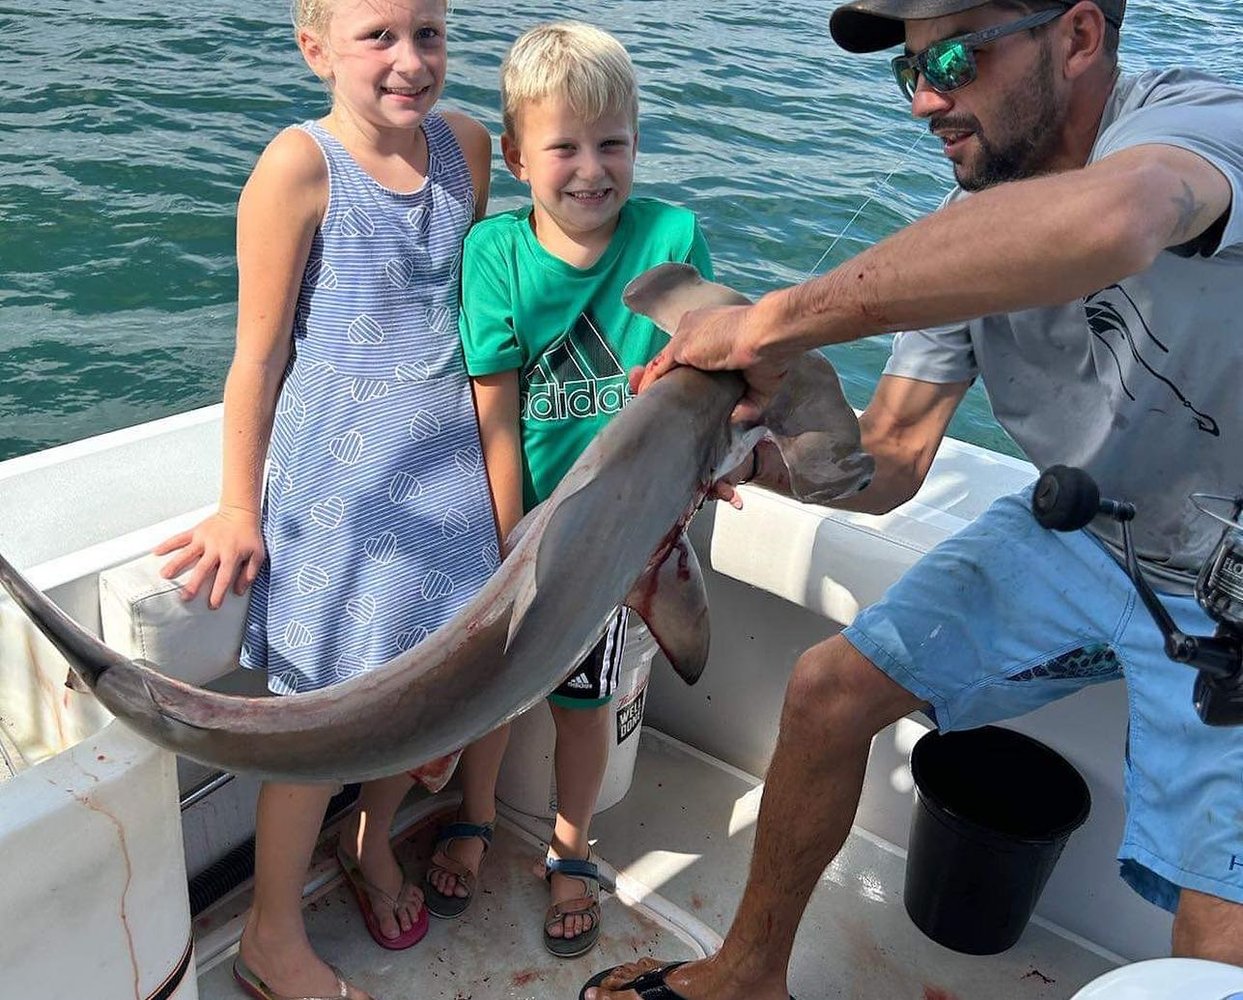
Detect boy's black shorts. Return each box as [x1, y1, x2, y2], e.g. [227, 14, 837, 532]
[548, 607, 628, 708]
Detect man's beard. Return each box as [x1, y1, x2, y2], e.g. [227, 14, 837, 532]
[943, 41, 1064, 191]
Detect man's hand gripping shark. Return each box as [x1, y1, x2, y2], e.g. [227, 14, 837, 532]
[0, 263, 872, 783]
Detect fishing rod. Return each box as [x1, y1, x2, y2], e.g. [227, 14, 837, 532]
[804, 129, 930, 279]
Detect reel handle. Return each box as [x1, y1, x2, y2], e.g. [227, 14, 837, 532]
[1033, 465, 1134, 531]
[1031, 465, 1243, 726]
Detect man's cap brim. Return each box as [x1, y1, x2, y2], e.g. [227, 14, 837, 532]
[830, 0, 998, 53]
[829, 0, 1124, 53]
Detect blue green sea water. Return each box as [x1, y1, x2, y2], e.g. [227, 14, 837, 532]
[1, 1, 1240, 462]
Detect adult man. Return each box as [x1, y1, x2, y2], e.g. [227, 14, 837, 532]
[584, 1, 1242, 997]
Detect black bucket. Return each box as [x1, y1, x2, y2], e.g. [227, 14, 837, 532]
[903, 725, 1091, 955]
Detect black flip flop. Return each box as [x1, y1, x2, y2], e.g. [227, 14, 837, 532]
[579, 961, 689, 1000]
[579, 961, 797, 1000]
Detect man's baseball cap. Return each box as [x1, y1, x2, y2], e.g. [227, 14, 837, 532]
[829, 0, 1125, 53]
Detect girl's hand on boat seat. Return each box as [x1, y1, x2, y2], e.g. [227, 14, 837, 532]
[153, 505, 265, 609]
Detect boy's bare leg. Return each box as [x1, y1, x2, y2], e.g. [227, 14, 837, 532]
[1173, 888, 1243, 966]
[586, 635, 923, 1000]
[549, 701, 611, 939]
[428, 724, 511, 899]
[240, 782, 370, 1000]
[338, 772, 422, 937]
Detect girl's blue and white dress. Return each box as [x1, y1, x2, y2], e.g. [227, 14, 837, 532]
[241, 114, 501, 696]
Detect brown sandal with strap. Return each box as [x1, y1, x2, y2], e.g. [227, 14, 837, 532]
[423, 819, 493, 918]
[543, 854, 610, 958]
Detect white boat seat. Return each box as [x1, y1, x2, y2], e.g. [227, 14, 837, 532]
[98, 552, 247, 686]
[711, 442, 1036, 627]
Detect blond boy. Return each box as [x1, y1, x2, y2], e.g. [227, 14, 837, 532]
[424, 22, 712, 956]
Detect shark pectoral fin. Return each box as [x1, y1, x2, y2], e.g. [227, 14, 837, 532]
[625, 532, 710, 686]
[64, 670, 91, 694]
[622, 262, 751, 335]
[763, 351, 875, 504]
[504, 502, 546, 555]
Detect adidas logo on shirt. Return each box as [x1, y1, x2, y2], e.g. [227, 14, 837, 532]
[521, 313, 631, 423]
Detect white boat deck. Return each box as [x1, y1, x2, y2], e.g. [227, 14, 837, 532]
[195, 730, 1117, 1000]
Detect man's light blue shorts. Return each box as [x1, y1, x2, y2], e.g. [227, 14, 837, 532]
[843, 488, 1243, 913]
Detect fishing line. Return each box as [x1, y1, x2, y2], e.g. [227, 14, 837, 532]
[803, 129, 929, 280]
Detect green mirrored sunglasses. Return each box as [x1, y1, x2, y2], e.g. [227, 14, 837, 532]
[891, 6, 1067, 101]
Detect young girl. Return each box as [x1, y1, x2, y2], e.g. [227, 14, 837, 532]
[155, 2, 498, 997]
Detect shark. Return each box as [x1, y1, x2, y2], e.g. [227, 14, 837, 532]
[0, 263, 873, 783]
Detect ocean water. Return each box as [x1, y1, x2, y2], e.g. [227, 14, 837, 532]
[1, 1, 1240, 462]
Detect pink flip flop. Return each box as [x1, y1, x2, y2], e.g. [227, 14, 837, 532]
[336, 845, 429, 951]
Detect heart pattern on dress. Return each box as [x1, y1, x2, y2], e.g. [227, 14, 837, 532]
[306, 256, 339, 290]
[346, 594, 377, 624]
[441, 509, 470, 539]
[349, 378, 390, 403]
[421, 570, 454, 600]
[296, 563, 331, 595]
[347, 314, 385, 345]
[424, 306, 453, 334]
[408, 410, 442, 441]
[283, 620, 314, 649]
[454, 446, 483, 474]
[364, 531, 398, 564]
[328, 430, 364, 465]
[332, 653, 365, 682]
[341, 206, 376, 237]
[276, 388, 307, 430]
[395, 625, 429, 652]
[389, 471, 423, 503]
[385, 257, 416, 289]
[394, 360, 431, 383]
[270, 669, 302, 695]
[310, 496, 345, 528]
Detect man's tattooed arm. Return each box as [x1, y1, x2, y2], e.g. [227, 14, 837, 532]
[1169, 180, 1206, 245]
[1167, 178, 1229, 258]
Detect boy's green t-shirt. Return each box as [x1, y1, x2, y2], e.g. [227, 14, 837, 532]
[459, 197, 713, 511]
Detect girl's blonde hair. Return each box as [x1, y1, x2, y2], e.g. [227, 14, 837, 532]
[290, 0, 452, 37]
[501, 22, 638, 138]
[291, 0, 334, 34]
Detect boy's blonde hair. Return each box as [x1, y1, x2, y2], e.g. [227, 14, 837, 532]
[501, 22, 638, 138]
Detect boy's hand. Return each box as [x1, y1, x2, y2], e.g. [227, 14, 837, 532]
[154, 505, 265, 610]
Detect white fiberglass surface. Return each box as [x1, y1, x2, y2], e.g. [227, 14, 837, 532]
[195, 731, 1117, 1000]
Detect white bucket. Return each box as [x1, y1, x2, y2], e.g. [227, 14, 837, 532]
[496, 614, 658, 819]
[1069, 958, 1243, 999]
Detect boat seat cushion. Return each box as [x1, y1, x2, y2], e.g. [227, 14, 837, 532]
[98, 553, 247, 685]
[710, 441, 1036, 627]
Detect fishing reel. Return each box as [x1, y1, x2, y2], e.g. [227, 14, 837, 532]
[1032, 465, 1243, 727]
